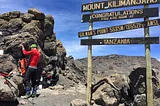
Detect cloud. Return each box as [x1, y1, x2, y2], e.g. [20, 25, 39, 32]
[62, 40, 87, 59]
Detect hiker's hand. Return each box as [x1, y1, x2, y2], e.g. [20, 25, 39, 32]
[20, 43, 24, 48]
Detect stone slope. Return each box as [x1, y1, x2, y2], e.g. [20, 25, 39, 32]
[64, 54, 160, 84]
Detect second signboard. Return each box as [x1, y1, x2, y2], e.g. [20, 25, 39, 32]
[78, 19, 160, 38]
[82, 8, 158, 23]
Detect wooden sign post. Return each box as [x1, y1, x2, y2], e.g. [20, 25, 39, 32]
[144, 4, 153, 106]
[86, 11, 93, 105]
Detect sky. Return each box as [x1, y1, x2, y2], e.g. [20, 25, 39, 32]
[0, 0, 160, 60]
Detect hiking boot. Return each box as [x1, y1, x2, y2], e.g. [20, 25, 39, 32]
[32, 87, 37, 97]
[21, 93, 31, 99]
[21, 87, 31, 99]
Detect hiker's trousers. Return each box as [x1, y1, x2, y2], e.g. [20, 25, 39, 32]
[23, 67, 37, 89]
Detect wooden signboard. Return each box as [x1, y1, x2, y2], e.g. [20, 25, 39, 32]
[82, 8, 158, 23]
[81, 37, 159, 45]
[82, 0, 160, 12]
[78, 19, 160, 38]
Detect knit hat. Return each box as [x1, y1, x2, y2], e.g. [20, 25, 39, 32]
[30, 44, 37, 48]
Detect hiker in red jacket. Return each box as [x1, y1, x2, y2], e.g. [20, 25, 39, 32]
[21, 43, 40, 98]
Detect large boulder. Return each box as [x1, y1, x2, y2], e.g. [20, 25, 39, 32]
[46, 14, 54, 24]
[10, 11, 20, 19]
[21, 13, 34, 23]
[0, 76, 19, 101]
[129, 67, 159, 96]
[133, 94, 146, 106]
[10, 75, 25, 96]
[0, 11, 20, 21]
[56, 40, 66, 69]
[21, 22, 43, 36]
[1, 12, 10, 21]
[43, 36, 56, 56]
[92, 74, 130, 106]
[8, 18, 23, 33]
[0, 19, 9, 29]
[56, 40, 66, 56]
[0, 54, 17, 73]
[70, 99, 87, 106]
[28, 8, 45, 20]
[44, 16, 54, 37]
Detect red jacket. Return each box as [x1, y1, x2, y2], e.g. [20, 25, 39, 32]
[22, 48, 40, 68]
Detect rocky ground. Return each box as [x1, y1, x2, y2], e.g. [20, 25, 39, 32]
[18, 88, 85, 106]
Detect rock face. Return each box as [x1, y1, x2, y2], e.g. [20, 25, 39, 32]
[0, 76, 19, 101]
[0, 54, 17, 73]
[0, 8, 66, 102]
[0, 8, 66, 75]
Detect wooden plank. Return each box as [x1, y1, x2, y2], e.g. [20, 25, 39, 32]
[81, 37, 159, 45]
[82, 0, 160, 12]
[78, 19, 160, 38]
[82, 8, 159, 23]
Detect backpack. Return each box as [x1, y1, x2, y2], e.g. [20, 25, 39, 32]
[17, 58, 28, 76]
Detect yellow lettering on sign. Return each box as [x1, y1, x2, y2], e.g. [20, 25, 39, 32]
[88, 4, 93, 10]
[94, 3, 101, 9]
[127, 39, 131, 44]
[97, 28, 108, 35]
[119, 0, 126, 6]
[93, 30, 96, 35]
[79, 32, 85, 37]
[113, 1, 118, 7]
[109, 26, 124, 33]
[104, 39, 131, 44]
[117, 39, 121, 44]
[151, 0, 158, 3]
[100, 2, 105, 9]
[108, 1, 113, 8]
[82, 5, 88, 11]
[125, 22, 144, 30]
[147, 20, 159, 26]
[83, 2, 105, 11]
[126, 0, 131, 5]
[130, 0, 137, 5]
[85, 31, 93, 36]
